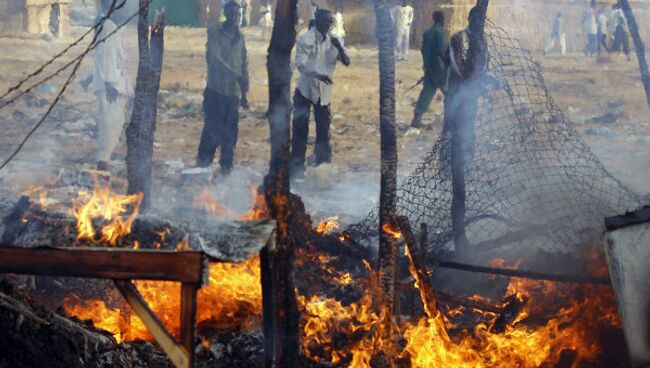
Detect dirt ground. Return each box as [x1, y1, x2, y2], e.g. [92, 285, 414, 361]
[0, 18, 649, 223]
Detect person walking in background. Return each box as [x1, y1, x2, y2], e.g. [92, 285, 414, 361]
[544, 12, 566, 56]
[93, 0, 132, 174]
[196, 1, 249, 175]
[391, 0, 414, 61]
[290, 9, 351, 181]
[609, 4, 630, 60]
[331, 5, 346, 45]
[259, 1, 273, 41]
[597, 8, 608, 55]
[581, 3, 598, 56]
[240, 0, 251, 27]
[411, 10, 447, 128]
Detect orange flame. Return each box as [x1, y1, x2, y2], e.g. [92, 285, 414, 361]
[315, 216, 340, 234]
[71, 187, 143, 246]
[64, 256, 262, 343]
[382, 223, 402, 239]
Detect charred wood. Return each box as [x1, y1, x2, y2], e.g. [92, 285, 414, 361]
[373, 0, 399, 332]
[126, 3, 165, 210]
[263, 0, 301, 366]
[0, 197, 272, 263]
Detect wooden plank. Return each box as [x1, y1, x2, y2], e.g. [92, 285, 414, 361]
[180, 283, 199, 367]
[0, 247, 207, 284]
[115, 280, 190, 368]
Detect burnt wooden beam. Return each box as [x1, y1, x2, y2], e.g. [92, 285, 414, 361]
[0, 247, 208, 284]
[115, 280, 193, 368]
[436, 260, 610, 285]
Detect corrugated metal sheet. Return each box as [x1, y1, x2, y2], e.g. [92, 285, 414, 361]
[149, 0, 201, 27]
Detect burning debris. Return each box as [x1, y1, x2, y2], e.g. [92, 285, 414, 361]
[1, 0, 649, 366]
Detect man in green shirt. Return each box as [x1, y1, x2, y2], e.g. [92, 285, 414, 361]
[196, 1, 249, 174]
[411, 10, 447, 129]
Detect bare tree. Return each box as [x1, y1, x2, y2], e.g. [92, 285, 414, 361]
[618, 0, 650, 110]
[126, 1, 165, 210]
[261, 0, 300, 366]
[373, 0, 399, 324]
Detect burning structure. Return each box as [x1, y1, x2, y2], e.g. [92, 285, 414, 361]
[1, 0, 649, 367]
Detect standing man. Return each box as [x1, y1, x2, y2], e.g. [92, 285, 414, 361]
[196, 1, 249, 175]
[544, 12, 566, 56]
[411, 10, 447, 128]
[93, 0, 132, 173]
[290, 9, 351, 180]
[391, 0, 414, 61]
[259, 1, 273, 41]
[444, 6, 489, 249]
[581, 3, 598, 56]
[597, 7, 608, 54]
[610, 4, 630, 60]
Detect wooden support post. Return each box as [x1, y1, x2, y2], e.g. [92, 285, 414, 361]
[180, 283, 199, 366]
[126, 1, 165, 210]
[373, 0, 399, 334]
[264, 0, 300, 366]
[115, 280, 192, 368]
[618, 0, 650, 111]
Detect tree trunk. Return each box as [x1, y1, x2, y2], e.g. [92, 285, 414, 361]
[373, 0, 399, 325]
[262, 0, 300, 367]
[618, 0, 650, 111]
[126, 3, 165, 210]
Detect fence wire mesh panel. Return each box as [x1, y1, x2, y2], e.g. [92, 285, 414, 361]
[345, 24, 641, 256]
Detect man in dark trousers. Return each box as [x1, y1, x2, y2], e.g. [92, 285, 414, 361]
[196, 1, 249, 175]
[445, 6, 489, 250]
[290, 9, 351, 180]
[411, 10, 447, 128]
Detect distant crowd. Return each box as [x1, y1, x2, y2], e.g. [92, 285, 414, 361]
[544, 0, 632, 60]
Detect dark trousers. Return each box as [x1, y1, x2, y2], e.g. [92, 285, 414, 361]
[290, 90, 332, 175]
[611, 27, 630, 56]
[415, 73, 444, 114]
[197, 88, 240, 170]
[597, 33, 608, 54]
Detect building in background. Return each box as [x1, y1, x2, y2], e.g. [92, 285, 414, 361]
[0, 0, 71, 37]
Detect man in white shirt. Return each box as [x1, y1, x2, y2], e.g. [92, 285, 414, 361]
[93, 0, 132, 172]
[290, 9, 350, 180]
[391, 0, 414, 61]
[597, 8, 608, 54]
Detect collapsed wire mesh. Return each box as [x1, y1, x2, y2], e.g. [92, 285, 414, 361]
[345, 23, 641, 257]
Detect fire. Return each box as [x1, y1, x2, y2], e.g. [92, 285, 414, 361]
[193, 184, 268, 221]
[382, 223, 402, 239]
[23, 185, 49, 208]
[193, 187, 237, 220]
[71, 187, 143, 246]
[64, 255, 262, 343]
[316, 216, 340, 234]
[301, 249, 621, 367]
[65, 184, 267, 343]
